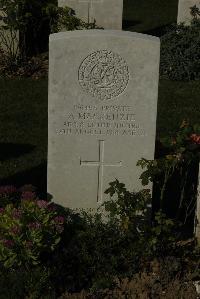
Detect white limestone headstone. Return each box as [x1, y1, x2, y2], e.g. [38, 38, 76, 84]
[58, 0, 123, 29]
[177, 0, 200, 24]
[48, 30, 160, 211]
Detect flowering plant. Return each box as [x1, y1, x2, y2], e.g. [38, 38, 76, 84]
[0, 193, 65, 268]
[137, 121, 200, 223]
[0, 184, 37, 208]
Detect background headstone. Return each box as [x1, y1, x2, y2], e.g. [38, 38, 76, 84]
[177, 0, 200, 24]
[58, 0, 123, 29]
[48, 30, 160, 211]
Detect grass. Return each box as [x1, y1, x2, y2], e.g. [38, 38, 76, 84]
[0, 78, 47, 193]
[0, 78, 200, 192]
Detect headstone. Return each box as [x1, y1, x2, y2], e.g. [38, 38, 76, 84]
[177, 0, 200, 24]
[48, 30, 160, 211]
[58, 0, 123, 29]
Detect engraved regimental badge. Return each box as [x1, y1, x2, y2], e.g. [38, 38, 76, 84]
[78, 50, 129, 101]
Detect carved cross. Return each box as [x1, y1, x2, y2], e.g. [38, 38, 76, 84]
[77, 0, 103, 23]
[80, 140, 122, 203]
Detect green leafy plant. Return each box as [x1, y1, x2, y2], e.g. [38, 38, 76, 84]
[0, 183, 198, 297]
[0, 1, 21, 71]
[0, 0, 47, 67]
[0, 184, 36, 207]
[0, 2, 102, 77]
[48, 203, 158, 293]
[103, 180, 179, 257]
[0, 193, 65, 268]
[160, 14, 200, 81]
[104, 179, 151, 233]
[146, 211, 177, 255]
[0, 0, 31, 60]
[137, 121, 200, 224]
[0, 265, 54, 299]
[47, 6, 102, 33]
[190, 4, 200, 20]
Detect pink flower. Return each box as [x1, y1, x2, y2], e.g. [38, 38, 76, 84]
[0, 208, 4, 214]
[11, 225, 21, 235]
[2, 239, 14, 248]
[47, 203, 56, 212]
[36, 200, 49, 209]
[0, 185, 17, 195]
[53, 216, 65, 224]
[21, 191, 36, 201]
[12, 209, 22, 219]
[25, 241, 33, 249]
[28, 222, 42, 230]
[190, 134, 200, 145]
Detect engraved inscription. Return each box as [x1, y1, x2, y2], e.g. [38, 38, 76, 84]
[80, 140, 122, 203]
[56, 105, 146, 137]
[78, 50, 129, 101]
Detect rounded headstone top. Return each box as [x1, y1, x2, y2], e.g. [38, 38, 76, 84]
[49, 30, 160, 43]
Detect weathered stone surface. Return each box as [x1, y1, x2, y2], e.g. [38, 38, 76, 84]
[48, 30, 160, 211]
[58, 0, 123, 29]
[177, 0, 200, 24]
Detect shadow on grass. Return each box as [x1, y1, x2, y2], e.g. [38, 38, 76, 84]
[143, 24, 172, 37]
[0, 161, 47, 197]
[0, 143, 35, 161]
[123, 21, 172, 37]
[122, 19, 142, 30]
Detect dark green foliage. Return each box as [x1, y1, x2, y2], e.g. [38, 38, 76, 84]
[0, 0, 56, 58]
[190, 4, 200, 19]
[160, 20, 200, 81]
[104, 180, 178, 257]
[0, 183, 199, 297]
[48, 209, 143, 293]
[157, 80, 200, 138]
[0, 265, 54, 299]
[0, 186, 65, 268]
[137, 122, 200, 227]
[48, 6, 102, 33]
[0, 0, 101, 65]
[104, 180, 151, 233]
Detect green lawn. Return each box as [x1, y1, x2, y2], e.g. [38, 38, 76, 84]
[0, 79, 47, 193]
[0, 78, 199, 192]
